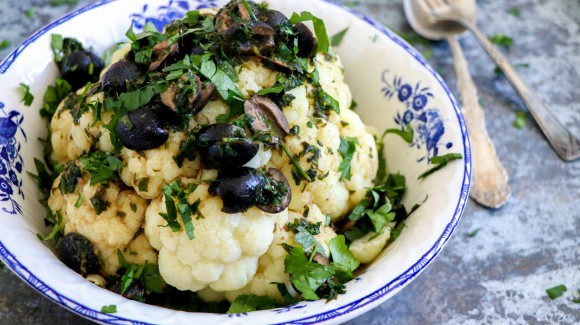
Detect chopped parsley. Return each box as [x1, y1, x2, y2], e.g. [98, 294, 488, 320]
[79, 151, 123, 186]
[41, 78, 72, 118]
[159, 181, 202, 240]
[382, 124, 414, 144]
[0, 40, 10, 50]
[418, 153, 463, 180]
[26, 8, 35, 18]
[51, 0, 78, 5]
[289, 12, 330, 53]
[36, 210, 64, 242]
[546, 284, 567, 300]
[338, 137, 358, 180]
[283, 245, 337, 300]
[507, 7, 520, 17]
[513, 111, 527, 129]
[100, 305, 117, 314]
[287, 219, 324, 255]
[467, 227, 481, 238]
[488, 34, 513, 48]
[330, 27, 349, 47]
[117, 250, 165, 295]
[19, 83, 34, 106]
[74, 191, 83, 207]
[227, 294, 280, 313]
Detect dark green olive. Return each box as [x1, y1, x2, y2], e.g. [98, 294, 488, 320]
[101, 60, 142, 95]
[116, 108, 169, 151]
[209, 167, 266, 213]
[295, 23, 318, 58]
[58, 232, 100, 276]
[59, 50, 104, 89]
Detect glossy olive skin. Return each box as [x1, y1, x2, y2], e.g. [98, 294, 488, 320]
[294, 23, 318, 58]
[197, 123, 259, 169]
[101, 60, 142, 95]
[110, 281, 146, 302]
[209, 167, 266, 213]
[203, 140, 259, 169]
[256, 168, 291, 213]
[116, 108, 169, 151]
[57, 232, 100, 276]
[59, 50, 104, 89]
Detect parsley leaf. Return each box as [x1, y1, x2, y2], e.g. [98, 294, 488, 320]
[79, 152, 123, 185]
[467, 227, 481, 238]
[159, 181, 201, 239]
[329, 235, 359, 273]
[507, 7, 520, 17]
[382, 124, 414, 143]
[227, 294, 279, 313]
[199, 60, 244, 104]
[287, 219, 324, 255]
[488, 34, 513, 48]
[41, 78, 72, 118]
[51, 0, 78, 6]
[546, 284, 567, 300]
[513, 111, 527, 129]
[418, 153, 463, 180]
[100, 304, 117, 314]
[330, 27, 349, 47]
[0, 40, 10, 50]
[338, 137, 358, 180]
[284, 245, 335, 300]
[19, 83, 34, 106]
[388, 221, 406, 243]
[289, 12, 330, 53]
[26, 8, 35, 18]
[36, 210, 64, 242]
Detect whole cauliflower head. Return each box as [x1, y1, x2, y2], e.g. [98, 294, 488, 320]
[144, 181, 288, 292]
[47, 160, 154, 276]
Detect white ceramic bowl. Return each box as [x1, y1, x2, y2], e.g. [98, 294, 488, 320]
[0, 0, 471, 323]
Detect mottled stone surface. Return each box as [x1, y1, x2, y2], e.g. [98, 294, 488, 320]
[0, 0, 578, 324]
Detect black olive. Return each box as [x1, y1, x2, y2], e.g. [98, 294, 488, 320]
[224, 21, 276, 55]
[101, 60, 142, 95]
[259, 10, 290, 30]
[244, 95, 289, 145]
[294, 23, 318, 58]
[109, 281, 146, 302]
[59, 50, 104, 89]
[209, 167, 266, 213]
[256, 167, 291, 213]
[196, 123, 258, 169]
[116, 108, 169, 151]
[57, 232, 100, 276]
[203, 139, 259, 169]
[197, 123, 247, 145]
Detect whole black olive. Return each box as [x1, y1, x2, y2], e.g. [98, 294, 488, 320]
[203, 139, 259, 169]
[256, 168, 291, 213]
[259, 10, 290, 30]
[101, 60, 142, 95]
[197, 123, 247, 145]
[116, 108, 169, 151]
[209, 167, 266, 213]
[110, 280, 146, 302]
[57, 232, 100, 276]
[294, 23, 318, 58]
[59, 50, 104, 89]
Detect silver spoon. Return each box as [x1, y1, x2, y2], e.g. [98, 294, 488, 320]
[403, 0, 511, 208]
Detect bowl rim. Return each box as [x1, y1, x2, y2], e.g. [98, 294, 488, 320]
[0, 0, 472, 323]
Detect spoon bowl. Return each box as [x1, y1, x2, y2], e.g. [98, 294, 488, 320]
[403, 0, 475, 40]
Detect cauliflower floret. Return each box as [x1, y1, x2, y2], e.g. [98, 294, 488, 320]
[224, 204, 336, 303]
[237, 57, 278, 96]
[119, 131, 202, 199]
[348, 226, 393, 264]
[145, 181, 287, 292]
[50, 91, 114, 164]
[48, 170, 152, 276]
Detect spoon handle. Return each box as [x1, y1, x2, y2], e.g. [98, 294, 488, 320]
[460, 20, 580, 161]
[447, 36, 510, 208]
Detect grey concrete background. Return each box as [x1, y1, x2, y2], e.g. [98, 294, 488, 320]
[0, 0, 579, 324]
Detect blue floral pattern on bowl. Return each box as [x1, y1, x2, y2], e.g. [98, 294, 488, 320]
[0, 102, 25, 214]
[381, 70, 452, 163]
[130, 0, 219, 31]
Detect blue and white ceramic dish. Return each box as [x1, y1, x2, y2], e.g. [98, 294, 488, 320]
[0, 0, 471, 323]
